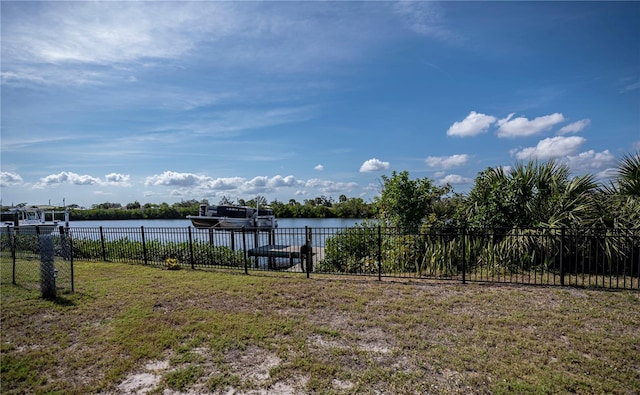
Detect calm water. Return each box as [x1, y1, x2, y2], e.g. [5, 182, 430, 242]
[70, 217, 366, 228]
[69, 218, 367, 251]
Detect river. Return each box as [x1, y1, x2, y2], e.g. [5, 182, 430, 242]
[70, 217, 366, 228]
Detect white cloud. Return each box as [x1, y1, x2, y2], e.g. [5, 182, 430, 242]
[104, 173, 131, 186]
[208, 177, 245, 190]
[36, 171, 102, 188]
[144, 172, 305, 197]
[31, 171, 132, 189]
[267, 175, 302, 188]
[438, 174, 473, 185]
[238, 176, 269, 194]
[446, 111, 496, 137]
[557, 119, 591, 135]
[565, 150, 616, 171]
[314, 164, 324, 171]
[0, 172, 24, 187]
[359, 158, 390, 173]
[632, 141, 640, 150]
[496, 113, 565, 138]
[514, 136, 585, 160]
[305, 179, 358, 194]
[145, 171, 209, 187]
[425, 154, 469, 169]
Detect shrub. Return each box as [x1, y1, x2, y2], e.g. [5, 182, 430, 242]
[318, 222, 379, 274]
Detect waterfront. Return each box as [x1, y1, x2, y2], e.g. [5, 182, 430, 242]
[70, 217, 365, 229]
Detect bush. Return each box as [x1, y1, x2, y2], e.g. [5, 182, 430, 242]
[318, 222, 379, 274]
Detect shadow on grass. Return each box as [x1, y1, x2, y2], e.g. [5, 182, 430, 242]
[44, 295, 76, 306]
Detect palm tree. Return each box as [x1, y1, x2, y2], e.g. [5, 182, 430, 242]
[461, 160, 598, 229]
[617, 152, 640, 198]
[599, 152, 640, 229]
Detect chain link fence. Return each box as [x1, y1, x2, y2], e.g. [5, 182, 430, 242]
[1, 226, 74, 296]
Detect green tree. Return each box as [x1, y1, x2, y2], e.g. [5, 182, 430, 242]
[334, 197, 370, 218]
[375, 171, 450, 233]
[126, 201, 141, 210]
[246, 195, 268, 208]
[218, 196, 235, 205]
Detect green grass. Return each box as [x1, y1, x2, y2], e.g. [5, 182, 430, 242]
[1, 260, 639, 394]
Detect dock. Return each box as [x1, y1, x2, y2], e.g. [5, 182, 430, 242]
[248, 244, 325, 271]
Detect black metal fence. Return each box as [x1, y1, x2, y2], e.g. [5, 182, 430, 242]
[0, 226, 74, 294]
[43, 225, 640, 290]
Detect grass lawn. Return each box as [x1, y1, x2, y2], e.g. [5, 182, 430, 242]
[1, 260, 639, 394]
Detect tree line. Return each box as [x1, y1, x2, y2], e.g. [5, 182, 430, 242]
[4, 152, 638, 227]
[376, 152, 639, 232]
[9, 195, 375, 221]
[320, 152, 639, 277]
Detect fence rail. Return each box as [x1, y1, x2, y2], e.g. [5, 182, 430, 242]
[2, 225, 638, 290]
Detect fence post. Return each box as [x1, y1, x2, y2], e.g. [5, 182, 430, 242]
[461, 227, 467, 284]
[559, 227, 565, 286]
[69, 227, 74, 293]
[9, 225, 16, 285]
[242, 226, 248, 275]
[39, 232, 56, 299]
[141, 226, 148, 265]
[99, 226, 107, 261]
[377, 225, 382, 281]
[306, 227, 313, 278]
[188, 226, 194, 269]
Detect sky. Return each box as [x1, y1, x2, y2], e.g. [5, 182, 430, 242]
[1, 1, 639, 208]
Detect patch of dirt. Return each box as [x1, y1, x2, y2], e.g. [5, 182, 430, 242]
[226, 345, 281, 382]
[112, 346, 305, 395]
[117, 372, 162, 394]
[111, 335, 399, 394]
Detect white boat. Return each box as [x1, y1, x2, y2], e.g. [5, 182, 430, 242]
[1, 205, 69, 234]
[187, 204, 277, 230]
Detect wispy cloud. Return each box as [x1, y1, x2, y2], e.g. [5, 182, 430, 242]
[392, 1, 457, 42]
[1, 2, 397, 87]
[565, 150, 616, 171]
[620, 78, 640, 93]
[425, 154, 469, 169]
[558, 119, 591, 135]
[3, 2, 224, 66]
[304, 179, 358, 194]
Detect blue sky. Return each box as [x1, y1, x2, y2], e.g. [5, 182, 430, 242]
[1, 1, 639, 208]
